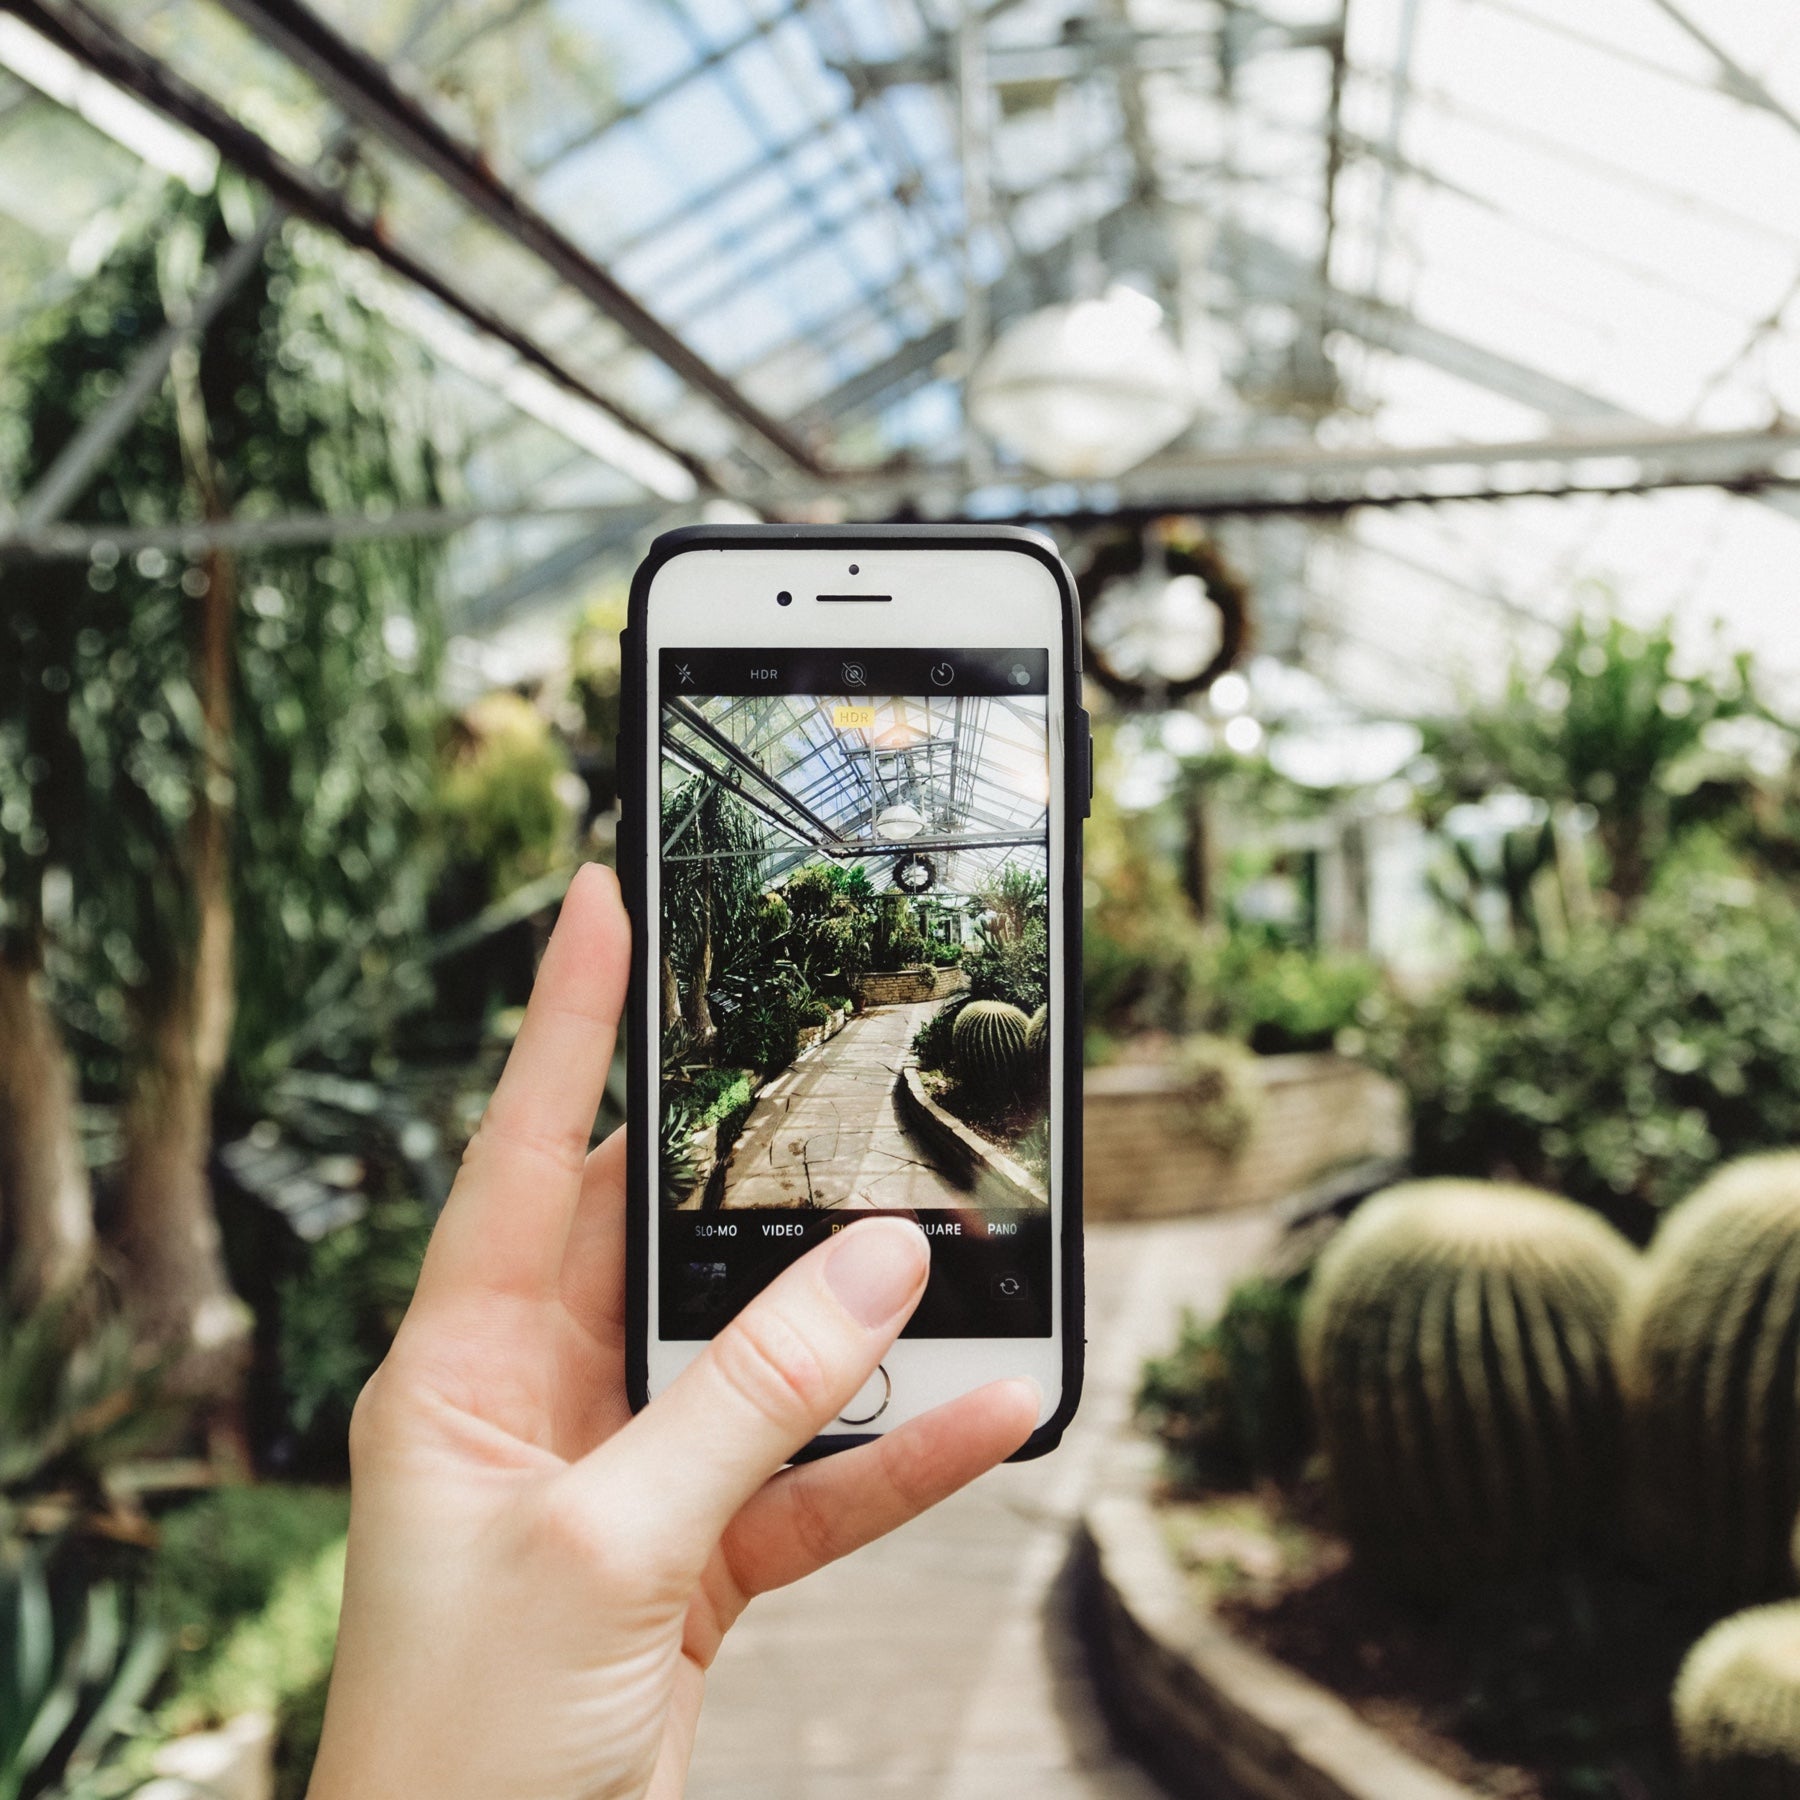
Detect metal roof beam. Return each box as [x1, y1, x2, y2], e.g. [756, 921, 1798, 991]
[12, 419, 1800, 558]
[11, 0, 715, 492]
[207, 0, 823, 472]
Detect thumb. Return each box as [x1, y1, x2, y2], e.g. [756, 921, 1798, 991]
[560, 1218, 928, 1565]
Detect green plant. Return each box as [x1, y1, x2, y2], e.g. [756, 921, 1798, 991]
[712, 978, 804, 1074]
[682, 1068, 754, 1130]
[1366, 878, 1800, 1234]
[951, 1000, 1031, 1104]
[659, 778, 764, 1047]
[779, 864, 873, 996]
[910, 993, 970, 1074]
[1620, 1153, 1800, 1605]
[1673, 1601, 1800, 1798]
[275, 1195, 432, 1470]
[660, 1090, 701, 1201]
[152, 1487, 349, 1799]
[1024, 1004, 1050, 1083]
[0, 1537, 166, 1800]
[434, 692, 576, 910]
[0, 182, 450, 1367]
[1419, 610, 1780, 913]
[1300, 1180, 1636, 1590]
[1138, 1277, 1310, 1490]
[869, 897, 924, 972]
[1210, 940, 1377, 1055]
[0, 1293, 163, 1532]
[1013, 1117, 1050, 1184]
[1168, 1033, 1260, 1158]
[925, 943, 963, 968]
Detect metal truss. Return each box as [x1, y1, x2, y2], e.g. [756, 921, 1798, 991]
[10, 419, 1797, 560]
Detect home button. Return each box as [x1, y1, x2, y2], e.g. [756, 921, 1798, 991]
[838, 1364, 891, 1426]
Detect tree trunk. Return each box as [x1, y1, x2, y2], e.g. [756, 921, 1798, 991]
[113, 533, 248, 1396]
[660, 950, 681, 1040]
[0, 952, 93, 1303]
[683, 920, 715, 1046]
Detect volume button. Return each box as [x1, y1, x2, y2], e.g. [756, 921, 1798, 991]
[1076, 708, 1094, 817]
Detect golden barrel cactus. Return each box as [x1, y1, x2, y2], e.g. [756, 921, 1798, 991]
[1301, 1179, 1636, 1588]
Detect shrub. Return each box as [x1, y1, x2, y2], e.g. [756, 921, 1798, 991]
[781, 864, 874, 993]
[952, 1000, 1031, 1103]
[1138, 1277, 1310, 1490]
[1211, 940, 1377, 1054]
[684, 1067, 754, 1128]
[153, 1486, 350, 1800]
[1024, 1004, 1050, 1082]
[660, 1089, 702, 1200]
[276, 1194, 433, 1472]
[1300, 1180, 1636, 1590]
[911, 993, 970, 1073]
[965, 917, 1049, 1014]
[1169, 1033, 1261, 1158]
[713, 983, 803, 1073]
[1620, 1153, 1800, 1605]
[0, 1536, 164, 1798]
[1366, 879, 1800, 1234]
[1674, 1601, 1800, 1799]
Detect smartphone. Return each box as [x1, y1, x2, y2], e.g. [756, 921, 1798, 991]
[619, 523, 1088, 1460]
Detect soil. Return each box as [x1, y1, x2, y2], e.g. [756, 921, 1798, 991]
[1160, 1483, 1704, 1800]
[920, 1070, 1047, 1176]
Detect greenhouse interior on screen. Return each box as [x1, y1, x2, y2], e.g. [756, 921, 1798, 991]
[3, 0, 1800, 1794]
[660, 686, 1054, 1212]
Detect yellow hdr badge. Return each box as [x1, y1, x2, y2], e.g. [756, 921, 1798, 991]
[832, 704, 876, 730]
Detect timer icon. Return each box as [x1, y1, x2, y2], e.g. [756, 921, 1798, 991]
[930, 661, 955, 687]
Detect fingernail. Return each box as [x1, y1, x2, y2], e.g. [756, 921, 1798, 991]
[825, 1220, 929, 1327]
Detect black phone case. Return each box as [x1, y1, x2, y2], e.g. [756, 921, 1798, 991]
[618, 522, 1087, 1462]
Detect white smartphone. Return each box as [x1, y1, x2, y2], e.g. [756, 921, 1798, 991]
[620, 524, 1087, 1459]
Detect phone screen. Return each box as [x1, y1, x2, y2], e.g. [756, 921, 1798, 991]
[657, 646, 1055, 1340]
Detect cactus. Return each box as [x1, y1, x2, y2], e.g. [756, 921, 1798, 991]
[1620, 1153, 1800, 1606]
[1300, 1179, 1636, 1588]
[1025, 1005, 1050, 1087]
[952, 999, 1031, 1103]
[1674, 1602, 1800, 1798]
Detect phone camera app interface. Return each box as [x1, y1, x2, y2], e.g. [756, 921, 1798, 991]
[658, 648, 1053, 1340]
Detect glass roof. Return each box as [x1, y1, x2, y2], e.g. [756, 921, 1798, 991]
[663, 689, 1050, 892]
[3, 0, 1799, 716]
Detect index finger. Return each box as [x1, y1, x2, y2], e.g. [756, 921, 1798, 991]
[416, 861, 630, 1309]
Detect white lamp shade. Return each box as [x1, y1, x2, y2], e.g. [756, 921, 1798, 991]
[968, 286, 1199, 480]
[875, 802, 927, 841]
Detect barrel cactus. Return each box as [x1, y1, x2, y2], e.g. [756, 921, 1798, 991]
[1674, 1602, 1800, 1798]
[952, 999, 1030, 1103]
[1300, 1179, 1636, 1588]
[1024, 1005, 1050, 1088]
[1620, 1153, 1800, 1605]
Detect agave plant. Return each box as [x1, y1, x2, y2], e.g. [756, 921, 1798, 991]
[0, 1536, 165, 1800]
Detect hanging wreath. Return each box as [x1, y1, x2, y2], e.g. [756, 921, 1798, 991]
[891, 852, 936, 894]
[1077, 520, 1251, 707]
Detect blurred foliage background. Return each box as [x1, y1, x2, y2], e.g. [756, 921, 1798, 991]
[4, 168, 1800, 1800]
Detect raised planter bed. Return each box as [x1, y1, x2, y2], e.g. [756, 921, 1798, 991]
[853, 965, 969, 1007]
[1083, 1053, 1407, 1221]
[895, 1064, 1047, 1209]
[1076, 1493, 1474, 1800]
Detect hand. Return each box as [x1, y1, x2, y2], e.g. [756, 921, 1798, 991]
[307, 864, 1039, 1800]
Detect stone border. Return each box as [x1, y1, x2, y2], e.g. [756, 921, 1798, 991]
[895, 1064, 1047, 1210]
[1075, 1493, 1476, 1800]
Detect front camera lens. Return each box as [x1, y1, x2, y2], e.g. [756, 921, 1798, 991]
[848, 564, 859, 575]
[777, 590, 793, 606]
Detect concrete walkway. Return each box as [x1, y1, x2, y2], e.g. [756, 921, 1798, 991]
[687, 1208, 1280, 1799]
[719, 1003, 962, 1211]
